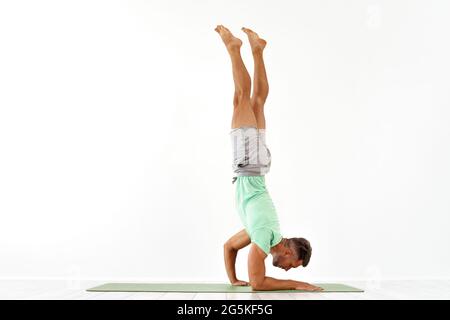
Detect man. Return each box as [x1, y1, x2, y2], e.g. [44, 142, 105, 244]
[215, 25, 322, 291]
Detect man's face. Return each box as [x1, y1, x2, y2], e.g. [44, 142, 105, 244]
[272, 253, 303, 271]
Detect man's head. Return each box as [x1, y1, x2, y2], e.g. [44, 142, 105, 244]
[272, 238, 312, 271]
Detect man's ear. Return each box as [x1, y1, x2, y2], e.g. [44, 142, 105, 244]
[284, 240, 293, 256]
[284, 247, 293, 256]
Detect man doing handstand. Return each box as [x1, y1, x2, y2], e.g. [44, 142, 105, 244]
[215, 25, 322, 291]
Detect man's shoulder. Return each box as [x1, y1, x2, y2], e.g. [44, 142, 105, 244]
[250, 228, 274, 256]
[249, 242, 268, 259]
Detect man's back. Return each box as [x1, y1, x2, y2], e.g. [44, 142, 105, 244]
[234, 175, 283, 255]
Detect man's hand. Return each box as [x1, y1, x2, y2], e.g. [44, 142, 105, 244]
[231, 280, 250, 286]
[294, 282, 323, 291]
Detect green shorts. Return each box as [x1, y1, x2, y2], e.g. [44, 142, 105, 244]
[234, 176, 283, 255]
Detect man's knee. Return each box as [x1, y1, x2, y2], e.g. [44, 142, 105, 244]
[251, 96, 266, 109]
[234, 89, 251, 106]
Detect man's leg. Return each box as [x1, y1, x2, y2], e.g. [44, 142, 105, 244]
[215, 25, 257, 129]
[242, 27, 269, 129]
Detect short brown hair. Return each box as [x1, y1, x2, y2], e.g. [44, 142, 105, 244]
[288, 238, 312, 267]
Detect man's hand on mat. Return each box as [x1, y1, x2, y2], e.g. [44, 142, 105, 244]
[295, 282, 323, 291]
[232, 280, 250, 286]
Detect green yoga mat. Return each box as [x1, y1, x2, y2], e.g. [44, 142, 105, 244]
[86, 283, 364, 293]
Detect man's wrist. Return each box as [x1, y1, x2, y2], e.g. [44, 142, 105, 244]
[289, 279, 302, 289]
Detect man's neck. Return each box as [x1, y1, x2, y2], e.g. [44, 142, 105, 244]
[270, 238, 286, 255]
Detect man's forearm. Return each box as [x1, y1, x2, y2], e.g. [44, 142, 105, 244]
[255, 277, 299, 291]
[224, 246, 238, 283]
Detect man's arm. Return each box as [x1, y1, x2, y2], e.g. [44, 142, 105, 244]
[248, 243, 322, 291]
[224, 229, 251, 285]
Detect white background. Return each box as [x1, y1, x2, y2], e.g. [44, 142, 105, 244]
[1, 0, 449, 283]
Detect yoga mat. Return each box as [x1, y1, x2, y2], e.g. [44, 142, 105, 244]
[86, 283, 364, 293]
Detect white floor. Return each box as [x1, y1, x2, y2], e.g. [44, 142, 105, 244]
[0, 280, 449, 300]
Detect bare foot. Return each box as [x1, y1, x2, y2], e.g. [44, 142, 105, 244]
[214, 25, 242, 52]
[241, 27, 267, 54]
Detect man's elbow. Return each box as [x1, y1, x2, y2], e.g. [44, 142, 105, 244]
[249, 279, 265, 291]
[223, 242, 235, 252]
